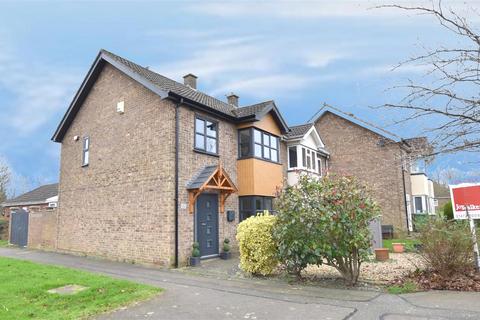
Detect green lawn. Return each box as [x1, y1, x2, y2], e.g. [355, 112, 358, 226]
[382, 238, 419, 252]
[0, 257, 162, 320]
[0, 240, 8, 247]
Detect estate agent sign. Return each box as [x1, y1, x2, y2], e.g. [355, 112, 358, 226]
[449, 183, 480, 271]
[449, 183, 480, 219]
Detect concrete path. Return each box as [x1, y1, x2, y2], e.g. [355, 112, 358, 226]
[1, 247, 480, 320]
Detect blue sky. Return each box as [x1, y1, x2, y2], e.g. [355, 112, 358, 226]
[0, 1, 479, 195]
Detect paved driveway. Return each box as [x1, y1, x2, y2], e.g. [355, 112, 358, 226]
[1, 247, 479, 320]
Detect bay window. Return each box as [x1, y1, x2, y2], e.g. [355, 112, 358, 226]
[288, 146, 297, 168]
[288, 145, 327, 175]
[238, 128, 279, 163]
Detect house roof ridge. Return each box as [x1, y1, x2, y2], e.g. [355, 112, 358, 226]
[2, 183, 59, 207]
[311, 104, 402, 142]
[100, 49, 236, 115]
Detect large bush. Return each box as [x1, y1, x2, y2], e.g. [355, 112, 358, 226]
[274, 174, 379, 285]
[236, 213, 278, 276]
[418, 218, 473, 277]
[442, 201, 454, 220]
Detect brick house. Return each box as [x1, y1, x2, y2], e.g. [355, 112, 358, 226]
[52, 50, 289, 267]
[313, 106, 415, 233]
[49, 50, 430, 266]
[2, 183, 58, 217]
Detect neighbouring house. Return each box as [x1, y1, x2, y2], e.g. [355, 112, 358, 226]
[410, 173, 436, 215]
[312, 105, 433, 234]
[284, 123, 329, 186]
[1, 183, 58, 218]
[51, 49, 289, 266]
[2, 183, 58, 248]
[433, 181, 450, 210]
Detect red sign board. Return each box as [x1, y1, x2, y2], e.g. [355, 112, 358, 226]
[449, 183, 480, 219]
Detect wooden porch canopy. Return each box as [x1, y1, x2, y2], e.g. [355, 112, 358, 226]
[186, 164, 237, 214]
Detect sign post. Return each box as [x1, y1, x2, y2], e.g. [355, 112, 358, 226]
[466, 208, 480, 272]
[449, 183, 480, 272]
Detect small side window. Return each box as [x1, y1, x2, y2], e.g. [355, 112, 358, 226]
[82, 137, 90, 166]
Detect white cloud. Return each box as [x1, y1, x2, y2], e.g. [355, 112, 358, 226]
[0, 38, 79, 134]
[187, 0, 479, 20]
[304, 51, 348, 68]
[210, 74, 314, 98]
[153, 36, 275, 81]
[150, 34, 347, 98]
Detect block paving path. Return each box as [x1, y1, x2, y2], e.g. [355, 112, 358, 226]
[1, 247, 480, 320]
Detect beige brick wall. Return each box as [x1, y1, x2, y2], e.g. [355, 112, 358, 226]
[176, 107, 239, 266]
[57, 63, 245, 266]
[28, 209, 58, 250]
[315, 112, 409, 232]
[57, 64, 176, 266]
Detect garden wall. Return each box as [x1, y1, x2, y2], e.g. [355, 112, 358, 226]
[0, 217, 8, 240]
[28, 209, 57, 250]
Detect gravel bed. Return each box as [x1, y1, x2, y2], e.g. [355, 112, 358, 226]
[302, 253, 425, 284]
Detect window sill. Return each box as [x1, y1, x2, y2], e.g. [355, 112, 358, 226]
[237, 156, 282, 165]
[287, 168, 321, 174]
[194, 148, 219, 158]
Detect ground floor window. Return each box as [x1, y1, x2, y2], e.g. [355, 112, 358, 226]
[414, 196, 425, 213]
[239, 196, 274, 222]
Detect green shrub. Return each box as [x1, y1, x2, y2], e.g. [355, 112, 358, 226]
[191, 242, 200, 257]
[418, 218, 473, 277]
[223, 238, 230, 253]
[442, 201, 454, 220]
[236, 213, 278, 276]
[274, 174, 380, 285]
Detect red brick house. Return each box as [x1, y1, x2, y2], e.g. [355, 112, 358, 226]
[52, 50, 290, 266]
[312, 105, 427, 233]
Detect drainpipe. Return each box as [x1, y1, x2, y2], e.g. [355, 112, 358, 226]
[174, 99, 181, 268]
[401, 153, 410, 235]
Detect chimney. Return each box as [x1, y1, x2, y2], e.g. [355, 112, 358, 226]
[183, 73, 197, 89]
[227, 93, 239, 107]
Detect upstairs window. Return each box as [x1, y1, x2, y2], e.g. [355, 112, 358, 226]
[289, 146, 326, 175]
[195, 116, 218, 154]
[288, 146, 297, 168]
[239, 129, 251, 157]
[238, 128, 279, 163]
[317, 153, 322, 174]
[82, 137, 90, 167]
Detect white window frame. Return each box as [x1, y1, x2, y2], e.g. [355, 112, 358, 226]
[82, 136, 90, 167]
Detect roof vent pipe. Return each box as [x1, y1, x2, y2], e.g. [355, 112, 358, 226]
[183, 73, 197, 89]
[227, 93, 239, 107]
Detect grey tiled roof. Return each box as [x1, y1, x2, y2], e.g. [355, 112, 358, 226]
[186, 165, 218, 189]
[101, 50, 237, 117]
[2, 183, 58, 206]
[234, 101, 273, 118]
[285, 123, 313, 139]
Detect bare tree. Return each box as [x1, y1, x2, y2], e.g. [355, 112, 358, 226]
[379, 2, 480, 157]
[0, 160, 11, 204]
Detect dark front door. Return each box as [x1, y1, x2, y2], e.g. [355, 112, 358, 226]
[196, 194, 219, 257]
[10, 209, 29, 247]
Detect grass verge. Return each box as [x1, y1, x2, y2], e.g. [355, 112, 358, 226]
[387, 281, 417, 294]
[382, 238, 419, 252]
[0, 257, 161, 320]
[0, 240, 8, 247]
